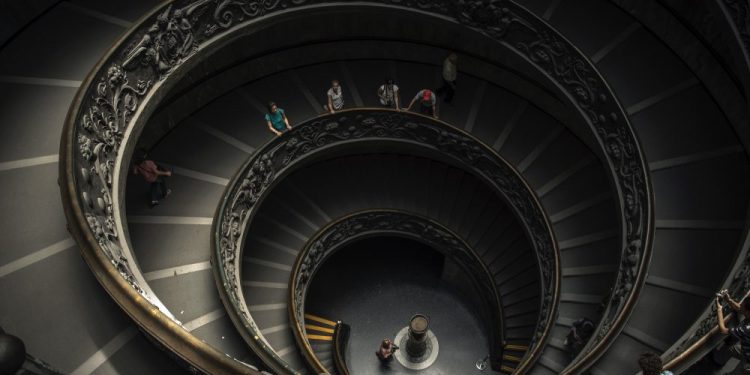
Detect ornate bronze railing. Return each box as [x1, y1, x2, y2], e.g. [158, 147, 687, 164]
[654, 1, 750, 368]
[288, 210, 509, 374]
[660, 227, 750, 372]
[212, 109, 560, 374]
[333, 322, 351, 375]
[59, 0, 651, 373]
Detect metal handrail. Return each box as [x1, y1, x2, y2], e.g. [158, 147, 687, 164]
[213, 109, 560, 374]
[333, 322, 351, 375]
[286, 209, 512, 374]
[59, 1, 651, 373]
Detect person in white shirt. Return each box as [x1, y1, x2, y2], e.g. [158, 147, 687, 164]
[325, 80, 344, 113]
[377, 78, 400, 110]
[436, 52, 458, 104]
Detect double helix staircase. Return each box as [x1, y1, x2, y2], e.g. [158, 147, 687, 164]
[0, 0, 749, 374]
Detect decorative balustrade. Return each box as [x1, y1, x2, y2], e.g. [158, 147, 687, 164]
[288, 210, 508, 373]
[212, 109, 559, 374]
[59, 0, 651, 372]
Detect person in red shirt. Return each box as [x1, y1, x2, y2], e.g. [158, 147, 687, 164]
[133, 154, 172, 207]
[375, 338, 399, 363]
[406, 89, 438, 118]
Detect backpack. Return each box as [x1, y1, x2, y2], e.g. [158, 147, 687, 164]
[422, 90, 433, 106]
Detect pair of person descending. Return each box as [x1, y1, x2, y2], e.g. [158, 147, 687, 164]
[265, 80, 342, 136]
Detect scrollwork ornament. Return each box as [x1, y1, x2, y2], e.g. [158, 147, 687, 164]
[123, 4, 199, 77]
[63, 0, 650, 373]
[76, 64, 150, 296]
[214, 110, 559, 373]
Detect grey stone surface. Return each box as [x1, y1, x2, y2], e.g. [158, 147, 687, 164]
[306, 237, 499, 375]
[0, 5, 124, 80]
[0, 247, 131, 373]
[0, 163, 68, 266]
[0, 82, 75, 161]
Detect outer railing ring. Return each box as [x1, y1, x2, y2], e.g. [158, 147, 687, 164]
[59, 1, 652, 373]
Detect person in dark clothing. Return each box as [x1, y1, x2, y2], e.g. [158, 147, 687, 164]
[133, 154, 172, 207]
[435, 52, 457, 104]
[564, 317, 594, 359]
[717, 290, 750, 373]
[376, 338, 399, 363]
[638, 352, 674, 375]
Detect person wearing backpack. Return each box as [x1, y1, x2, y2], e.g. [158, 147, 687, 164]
[377, 78, 400, 110]
[406, 89, 438, 119]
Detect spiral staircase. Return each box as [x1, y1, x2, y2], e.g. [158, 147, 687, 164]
[1, 1, 750, 374]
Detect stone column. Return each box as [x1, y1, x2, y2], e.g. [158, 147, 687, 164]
[405, 314, 429, 358]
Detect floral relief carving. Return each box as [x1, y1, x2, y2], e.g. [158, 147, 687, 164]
[66, 1, 651, 373]
[214, 110, 559, 372]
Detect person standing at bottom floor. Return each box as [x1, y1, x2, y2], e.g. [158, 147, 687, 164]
[406, 89, 438, 119]
[377, 78, 400, 110]
[717, 291, 750, 373]
[133, 155, 172, 207]
[376, 338, 399, 363]
[638, 352, 674, 375]
[436, 52, 457, 104]
[265, 101, 291, 136]
[325, 80, 344, 113]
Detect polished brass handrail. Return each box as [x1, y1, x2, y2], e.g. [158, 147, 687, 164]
[213, 108, 559, 373]
[664, 313, 734, 371]
[333, 322, 351, 375]
[60, 1, 651, 373]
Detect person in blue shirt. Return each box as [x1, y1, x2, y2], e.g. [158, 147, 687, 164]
[265, 101, 291, 136]
[638, 352, 673, 375]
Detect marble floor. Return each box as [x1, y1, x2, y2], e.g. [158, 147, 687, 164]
[306, 236, 502, 375]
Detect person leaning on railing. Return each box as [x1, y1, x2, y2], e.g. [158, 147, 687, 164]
[716, 289, 750, 373]
[406, 89, 439, 119]
[377, 78, 400, 110]
[265, 101, 292, 136]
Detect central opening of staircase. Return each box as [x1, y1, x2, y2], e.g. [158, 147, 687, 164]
[306, 236, 489, 374]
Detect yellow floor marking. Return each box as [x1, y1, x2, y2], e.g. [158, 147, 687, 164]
[304, 314, 337, 327]
[305, 324, 335, 334]
[307, 334, 333, 341]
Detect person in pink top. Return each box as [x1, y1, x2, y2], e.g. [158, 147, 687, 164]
[133, 154, 172, 207]
[375, 338, 399, 363]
